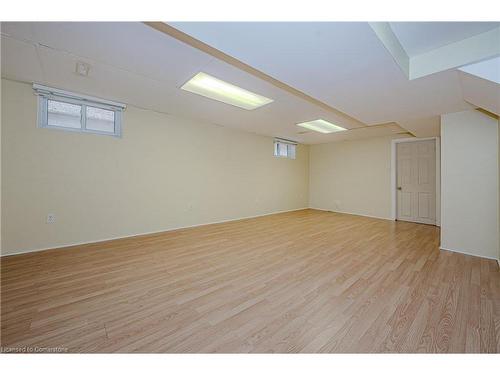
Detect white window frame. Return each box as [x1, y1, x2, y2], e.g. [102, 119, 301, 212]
[34, 84, 126, 137]
[273, 138, 297, 160]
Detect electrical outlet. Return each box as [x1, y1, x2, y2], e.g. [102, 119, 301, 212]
[46, 213, 56, 224]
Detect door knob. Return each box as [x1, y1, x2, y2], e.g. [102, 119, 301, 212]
[397, 187, 402, 190]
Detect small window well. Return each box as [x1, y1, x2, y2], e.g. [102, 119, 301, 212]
[34, 84, 126, 137]
[274, 138, 297, 160]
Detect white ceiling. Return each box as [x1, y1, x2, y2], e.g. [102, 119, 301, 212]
[459, 71, 500, 115]
[1, 22, 498, 144]
[170, 22, 476, 127]
[1, 22, 408, 144]
[390, 22, 499, 57]
[459, 56, 500, 84]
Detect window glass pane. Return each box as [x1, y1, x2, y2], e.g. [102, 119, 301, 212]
[47, 100, 82, 129]
[278, 143, 288, 157]
[86, 106, 115, 133]
[274, 140, 296, 159]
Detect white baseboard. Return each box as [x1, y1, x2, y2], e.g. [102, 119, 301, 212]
[439, 246, 500, 261]
[1, 207, 309, 257]
[308, 206, 393, 221]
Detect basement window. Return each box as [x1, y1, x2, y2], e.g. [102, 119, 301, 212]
[274, 139, 297, 159]
[34, 84, 125, 137]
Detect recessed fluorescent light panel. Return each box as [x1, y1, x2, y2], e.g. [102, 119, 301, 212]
[296, 119, 347, 134]
[181, 72, 274, 110]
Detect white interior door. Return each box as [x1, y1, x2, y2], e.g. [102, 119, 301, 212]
[396, 140, 436, 225]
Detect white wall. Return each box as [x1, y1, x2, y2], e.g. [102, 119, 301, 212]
[1, 79, 309, 255]
[441, 110, 499, 260]
[309, 135, 405, 219]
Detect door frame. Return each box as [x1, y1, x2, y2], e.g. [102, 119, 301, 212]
[390, 137, 440, 226]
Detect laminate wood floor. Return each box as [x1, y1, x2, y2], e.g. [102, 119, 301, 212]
[1, 209, 499, 353]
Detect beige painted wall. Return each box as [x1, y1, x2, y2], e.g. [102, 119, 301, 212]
[0, 78, 2, 253]
[309, 135, 404, 219]
[1, 79, 309, 255]
[441, 110, 498, 260]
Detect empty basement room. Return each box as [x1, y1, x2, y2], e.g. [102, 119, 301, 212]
[1, 2, 500, 372]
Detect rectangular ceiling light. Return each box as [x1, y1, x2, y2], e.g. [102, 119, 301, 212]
[181, 72, 274, 110]
[296, 119, 347, 134]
